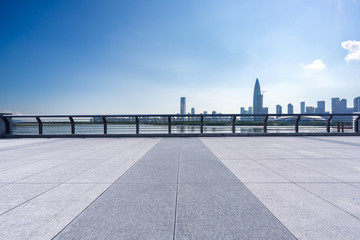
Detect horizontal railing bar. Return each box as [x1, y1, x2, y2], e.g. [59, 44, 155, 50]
[3, 113, 360, 118]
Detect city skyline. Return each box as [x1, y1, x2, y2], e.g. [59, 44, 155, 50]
[182, 79, 360, 115]
[1, 1, 359, 115]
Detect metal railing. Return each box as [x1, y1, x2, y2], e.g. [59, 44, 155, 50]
[1, 113, 360, 137]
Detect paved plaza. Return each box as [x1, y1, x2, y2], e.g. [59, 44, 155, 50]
[0, 137, 360, 239]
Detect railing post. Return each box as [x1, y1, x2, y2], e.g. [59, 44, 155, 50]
[200, 115, 204, 134]
[355, 116, 360, 133]
[327, 115, 333, 133]
[354, 116, 360, 133]
[135, 116, 139, 134]
[232, 116, 236, 133]
[295, 115, 301, 133]
[102, 117, 107, 134]
[0, 116, 5, 137]
[168, 116, 171, 134]
[1, 116, 11, 135]
[263, 116, 268, 133]
[36, 117, 43, 135]
[69, 117, 75, 134]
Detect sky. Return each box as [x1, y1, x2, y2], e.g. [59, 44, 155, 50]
[1, 0, 359, 115]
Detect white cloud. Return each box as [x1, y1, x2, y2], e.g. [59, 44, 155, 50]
[301, 59, 326, 70]
[341, 40, 360, 61]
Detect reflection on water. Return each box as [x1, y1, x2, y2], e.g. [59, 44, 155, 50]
[11, 123, 354, 135]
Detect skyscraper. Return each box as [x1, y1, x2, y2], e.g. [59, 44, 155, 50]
[287, 103, 294, 114]
[332, 97, 349, 121]
[191, 107, 195, 115]
[240, 107, 252, 121]
[276, 105, 282, 115]
[354, 97, 360, 112]
[332, 98, 347, 113]
[180, 97, 186, 115]
[306, 106, 315, 114]
[300, 102, 305, 114]
[316, 101, 326, 113]
[253, 78, 263, 121]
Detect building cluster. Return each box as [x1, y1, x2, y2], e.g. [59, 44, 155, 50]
[179, 97, 221, 117]
[240, 79, 360, 117]
[180, 78, 359, 122]
[275, 97, 359, 121]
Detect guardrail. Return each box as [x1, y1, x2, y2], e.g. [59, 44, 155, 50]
[1, 113, 360, 137]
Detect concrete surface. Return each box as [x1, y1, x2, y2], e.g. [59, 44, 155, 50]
[202, 136, 360, 240]
[0, 136, 359, 239]
[55, 138, 295, 240]
[0, 138, 159, 240]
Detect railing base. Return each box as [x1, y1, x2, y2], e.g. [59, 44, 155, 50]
[3, 132, 360, 138]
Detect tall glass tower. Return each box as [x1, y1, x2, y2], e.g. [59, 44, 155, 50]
[287, 103, 294, 114]
[253, 78, 263, 117]
[180, 97, 186, 115]
[301, 102, 305, 114]
[354, 97, 360, 112]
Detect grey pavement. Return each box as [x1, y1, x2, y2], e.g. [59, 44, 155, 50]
[0, 137, 359, 239]
[0, 138, 160, 240]
[202, 136, 360, 240]
[55, 138, 295, 240]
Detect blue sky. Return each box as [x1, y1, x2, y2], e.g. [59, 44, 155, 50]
[1, 0, 359, 114]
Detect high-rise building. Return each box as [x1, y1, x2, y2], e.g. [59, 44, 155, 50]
[191, 108, 195, 115]
[253, 78, 263, 114]
[332, 97, 350, 121]
[276, 105, 282, 115]
[300, 102, 305, 114]
[287, 103, 294, 114]
[240, 107, 253, 121]
[332, 98, 347, 113]
[316, 101, 326, 113]
[180, 97, 186, 115]
[253, 78, 263, 121]
[306, 106, 315, 114]
[240, 107, 253, 114]
[354, 97, 360, 112]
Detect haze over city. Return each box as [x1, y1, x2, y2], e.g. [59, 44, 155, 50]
[1, 0, 359, 115]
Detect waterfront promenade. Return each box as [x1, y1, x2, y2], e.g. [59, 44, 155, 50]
[0, 137, 360, 239]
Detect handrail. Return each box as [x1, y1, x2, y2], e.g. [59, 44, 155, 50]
[2, 113, 360, 137]
[1, 113, 358, 118]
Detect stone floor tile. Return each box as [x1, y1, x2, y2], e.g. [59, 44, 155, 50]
[245, 183, 360, 240]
